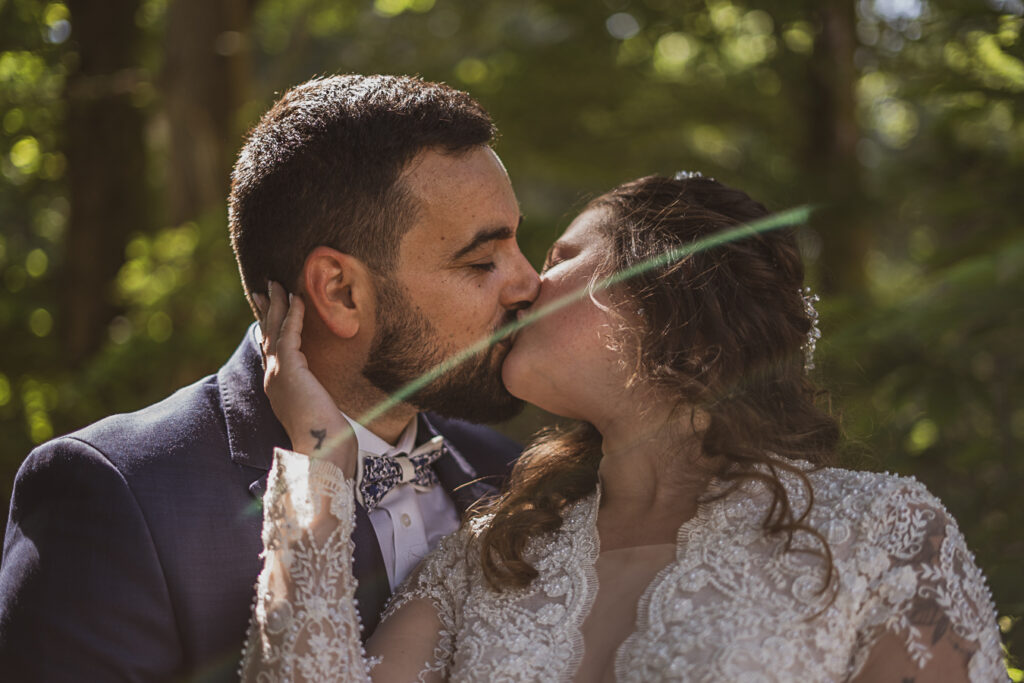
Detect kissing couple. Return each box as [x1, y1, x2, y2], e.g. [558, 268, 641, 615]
[1, 75, 1005, 682]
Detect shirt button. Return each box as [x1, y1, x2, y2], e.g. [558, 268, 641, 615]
[400, 513, 412, 527]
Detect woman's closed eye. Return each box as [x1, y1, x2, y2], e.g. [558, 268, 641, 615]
[543, 244, 579, 273]
[542, 247, 565, 273]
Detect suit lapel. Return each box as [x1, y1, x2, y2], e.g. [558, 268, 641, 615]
[217, 325, 391, 640]
[218, 324, 290, 478]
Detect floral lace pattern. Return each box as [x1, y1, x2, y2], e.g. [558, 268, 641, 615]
[615, 468, 1006, 682]
[387, 496, 601, 681]
[240, 450, 372, 682]
[242, 452, 1007, 682]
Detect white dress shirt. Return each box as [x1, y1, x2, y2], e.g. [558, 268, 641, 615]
[340, 412, 460, 590]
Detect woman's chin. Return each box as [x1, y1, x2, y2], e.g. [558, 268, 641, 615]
[501, 369, 580, 422]
[500, 352, 552, 409]
[500, 354, 530, 402]
[501, 346, 589, 419]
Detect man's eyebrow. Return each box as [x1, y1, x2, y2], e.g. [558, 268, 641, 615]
[451, 217, 522, 260]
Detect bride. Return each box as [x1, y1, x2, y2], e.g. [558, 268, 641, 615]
[240, 173, 1005, 681]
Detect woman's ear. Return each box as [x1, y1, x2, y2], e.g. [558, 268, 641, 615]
[301, 246, 375, 339]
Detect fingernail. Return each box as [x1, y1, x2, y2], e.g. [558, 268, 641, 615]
[288, 293, 293, 304]
[267, 281, 274, 297]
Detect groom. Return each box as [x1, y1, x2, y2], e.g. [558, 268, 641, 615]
[0, 75, 539, 681]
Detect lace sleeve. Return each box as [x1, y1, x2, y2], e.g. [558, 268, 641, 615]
[362, 524, 472, 682]
[849, 481, 1007, 682]
[240, 449, 450, 683]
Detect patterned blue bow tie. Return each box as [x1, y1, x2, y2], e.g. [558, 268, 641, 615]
[356, 435, 447, 510]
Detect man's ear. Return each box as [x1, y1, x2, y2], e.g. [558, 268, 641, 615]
[301, 246, 375, 339]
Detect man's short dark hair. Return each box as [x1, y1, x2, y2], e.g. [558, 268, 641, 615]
[229, 74, 497, 298]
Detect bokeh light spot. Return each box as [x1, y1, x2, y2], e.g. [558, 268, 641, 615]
[741, 10, 773, 36]
[29, 308, 53, 337]
[109, 315, 133, 345]
[873, 0, 923, 21]
[455, 58, 488, 84]
[783, 22, 814, 54]
[3, 108, 24, 134]
[606, 13, 640, 40]
[906, 418, 938, 454]
[10, 137, 41, 173]
[25, 248, 48, 278]
[43, 4, 71, 44]
[47, 19, 71, 44]
[43, 3, 70, 26]
[709, 1, 740, 32]
[653, 32, 697, 77]
[875, 99, 920, 148]
[374, 0, 434, 18]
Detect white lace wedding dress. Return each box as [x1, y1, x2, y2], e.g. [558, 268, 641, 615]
[240, 449, 1007, 682]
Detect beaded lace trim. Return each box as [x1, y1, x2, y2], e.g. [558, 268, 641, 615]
[240, 451, 372, 682]
[242, 452, 1006, 682]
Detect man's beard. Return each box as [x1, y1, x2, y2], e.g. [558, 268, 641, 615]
[361, 278, 524, 424]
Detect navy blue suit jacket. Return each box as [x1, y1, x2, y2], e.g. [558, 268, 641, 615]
[0, 326, 520, 681]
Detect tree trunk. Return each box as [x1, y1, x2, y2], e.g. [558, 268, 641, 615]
[805, 0, 868, 295]
[160, 0, 253, 225]
[63, 0, 147, 363]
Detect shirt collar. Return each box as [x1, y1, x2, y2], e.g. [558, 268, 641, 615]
[340, 411, 418, 459]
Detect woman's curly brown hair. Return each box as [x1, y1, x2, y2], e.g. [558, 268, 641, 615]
[475, 174, 841, 594]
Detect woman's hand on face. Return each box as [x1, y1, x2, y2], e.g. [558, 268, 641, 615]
[253, 282, 356, 477]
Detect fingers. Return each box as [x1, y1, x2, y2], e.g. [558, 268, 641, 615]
[278, 293, 305, 356]
[251, 293, 270, 362]
[263, 281, 288, 357]
[252, 292, 269, 327]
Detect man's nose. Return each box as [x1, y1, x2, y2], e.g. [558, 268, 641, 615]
[502, 250, 541, 309]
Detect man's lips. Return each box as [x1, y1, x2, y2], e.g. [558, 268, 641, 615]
[494, 312, 521, 348]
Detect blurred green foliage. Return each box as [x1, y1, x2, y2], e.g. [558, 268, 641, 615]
[1, 0, 1022, 671]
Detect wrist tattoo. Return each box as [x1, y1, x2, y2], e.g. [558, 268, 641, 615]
[310, 428, 327, 450]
